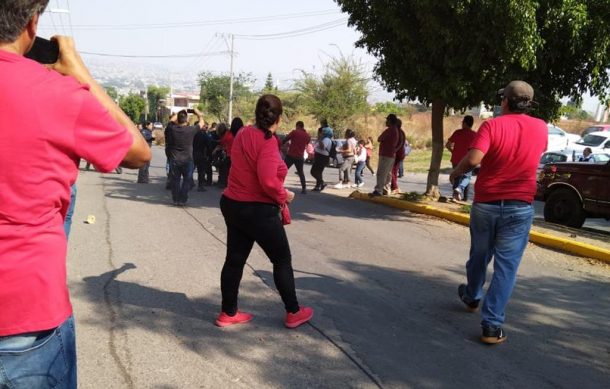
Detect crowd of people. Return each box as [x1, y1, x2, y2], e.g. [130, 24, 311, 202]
[1, 1, 549, 386]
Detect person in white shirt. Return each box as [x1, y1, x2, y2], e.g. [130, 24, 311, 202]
[354, 139, 368, 188]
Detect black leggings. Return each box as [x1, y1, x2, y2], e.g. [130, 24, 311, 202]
[219, 195, 299, 315]
[310, 153, 330, 188]
[365, 155, 375, 175]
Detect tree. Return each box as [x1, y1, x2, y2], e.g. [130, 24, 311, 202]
[104, 85, 118, 101]
[147, 85, 170, 121]
[295, 54, 369, 129]
[119, 93, 146, 123]
[336, 0, 610, 197]
[198, 72, 254, 122]
[263, 72, 275, 92]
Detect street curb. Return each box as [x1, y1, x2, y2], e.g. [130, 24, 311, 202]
[349, 191, 610, 263]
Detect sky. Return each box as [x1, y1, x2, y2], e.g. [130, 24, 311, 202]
[37, 0, 603, 113]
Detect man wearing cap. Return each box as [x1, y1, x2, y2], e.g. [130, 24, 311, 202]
[450, 81, 547, 344]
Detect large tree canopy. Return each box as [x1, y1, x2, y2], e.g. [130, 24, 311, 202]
[335, 0, 610, 196]
[198, 72, 254, 122]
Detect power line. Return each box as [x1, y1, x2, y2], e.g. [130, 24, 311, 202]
[80, 50, 230, 59]
[42, 9, 341, 31]
[234, 18, 347, 40]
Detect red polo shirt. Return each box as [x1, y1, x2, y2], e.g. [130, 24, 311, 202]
[471, 113, 547, 203]
[224, 126, 288, 205]
[284, 128, 311, 158]
[0, 50, 133, 336]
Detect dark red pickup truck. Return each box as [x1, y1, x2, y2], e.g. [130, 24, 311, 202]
[536, 161, 610, 228]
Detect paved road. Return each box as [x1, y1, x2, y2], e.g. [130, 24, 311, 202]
[68, 146, 610, 388]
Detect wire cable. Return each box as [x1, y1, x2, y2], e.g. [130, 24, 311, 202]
[235, 18, 347, 40]
[80, 50, 229, 59]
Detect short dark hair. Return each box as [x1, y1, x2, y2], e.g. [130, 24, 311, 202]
[386, 114, 398, 126]
[463, 115, 474, 127]
[345, 128, 355, 138]
[177, 110, 188, 124]
[230, 117, 244, 136]
[0, 0, 49, 43]
[216, 123, 228, 137]
[507, 97, 532, 114]
[320, 119, 328, 127]
[296, 121, 304, 128]
[255, 94, 283, 139]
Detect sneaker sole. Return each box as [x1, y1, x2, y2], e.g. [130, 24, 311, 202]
[284, 312, 313, 329]
[480, 334, 507, 344]
[215, 317, 252, 327]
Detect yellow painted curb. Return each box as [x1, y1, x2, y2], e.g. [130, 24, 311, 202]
[349, 191, 610, 263]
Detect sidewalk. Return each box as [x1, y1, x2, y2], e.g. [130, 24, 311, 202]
[285, 169, 610, 262]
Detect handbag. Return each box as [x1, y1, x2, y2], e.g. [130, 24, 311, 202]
[280, 204, 291, 225]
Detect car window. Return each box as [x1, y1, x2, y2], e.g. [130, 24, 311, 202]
[576, 134, 606, 146]
[593, 154, 610, 162]
[540, 153, 567, 164]
[582, 126, 602, 137]
[547, 127, 563, 136]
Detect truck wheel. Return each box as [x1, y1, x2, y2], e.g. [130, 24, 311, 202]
[543, 188, 586, 228]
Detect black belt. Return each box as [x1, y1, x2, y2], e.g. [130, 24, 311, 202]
[479, 200, 531, 206]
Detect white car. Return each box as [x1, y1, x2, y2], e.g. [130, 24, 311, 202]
[564, 131, 610, 159]
[546, 124, 580, 152]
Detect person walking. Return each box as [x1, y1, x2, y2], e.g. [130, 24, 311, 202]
[167, 109, 205, 205]
[370, 114, 400, 196]
[334, 129, 357, 189]
[354, 139, 367, 188]
[390, 121, 407, 194]
[283, 121, 311, 194]
[311, 126, 333, 191]
[450, 81, 547, 345]
[364, 136, 376, 176]
[446, 115, 477, 201]
[216, 94, 313, 328]
[0, 2, 151, 386]
[137, 121, 155, 183]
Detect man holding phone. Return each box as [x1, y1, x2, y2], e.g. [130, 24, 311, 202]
[0, 1, 151, 387]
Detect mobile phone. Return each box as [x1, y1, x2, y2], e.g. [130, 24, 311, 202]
[25, 37, 59, 64]
[186, 108, 195, 114]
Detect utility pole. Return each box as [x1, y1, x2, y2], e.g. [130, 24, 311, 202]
[228, 34, 235, 123]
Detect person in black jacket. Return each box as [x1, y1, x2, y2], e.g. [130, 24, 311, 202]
[193, 122, 210, 191]
[137, 121, 155, 183]
[164, 113, 177, 189]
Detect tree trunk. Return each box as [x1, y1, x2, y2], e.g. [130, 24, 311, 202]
[425, 99, 446, 199]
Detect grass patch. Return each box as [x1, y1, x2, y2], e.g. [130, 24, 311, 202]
[401, 191, 427, 202]
[459, 204, 472, 214]
[405, 149, 453, 173]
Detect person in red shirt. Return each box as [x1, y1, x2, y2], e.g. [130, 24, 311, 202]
[370, 114, 400, 196]
[446, 115, 477, 201]
[283, 121, 311, 194]
[0, 1, 150, 386]
[450, 81, 547, 345]
[216, 94, 313, 329]
[390, 121, 407, 194]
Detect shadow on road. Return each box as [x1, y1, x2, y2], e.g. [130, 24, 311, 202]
[77, 257, 610, 388]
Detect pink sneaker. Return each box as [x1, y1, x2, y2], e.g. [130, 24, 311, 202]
[284, 306, 314, 329]
[215, 311, 253, 327]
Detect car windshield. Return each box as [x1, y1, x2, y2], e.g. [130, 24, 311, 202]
[540, 153, 567, 164]
[582, 127, 603, 136]
[547, 126, 563, 135]
[576, 134, 606, 146]
[593, 154, 610, 162]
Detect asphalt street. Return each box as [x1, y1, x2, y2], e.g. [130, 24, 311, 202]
[67, 146, 610, 388]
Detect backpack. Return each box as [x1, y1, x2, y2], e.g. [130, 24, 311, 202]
[328, 140, 338, 159]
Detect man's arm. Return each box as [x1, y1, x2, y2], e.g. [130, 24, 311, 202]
[194, 108, 205, 129]
[445, 140, 454, 153]
[49, 36, 150, 169]
[449, 148, 484, 184]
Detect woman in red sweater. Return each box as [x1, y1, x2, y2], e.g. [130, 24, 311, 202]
[216, 94, 314, 329]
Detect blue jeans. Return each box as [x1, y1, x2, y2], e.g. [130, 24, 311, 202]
[452, 170, 472, 195]
[463, 202, 534, 328]
[169, 159, 195, 203]
[354, 161, 365, 185]
[0, 316, 76, 388]
[64, 184, 77, 239]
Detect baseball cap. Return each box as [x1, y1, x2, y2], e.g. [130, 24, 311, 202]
[497, 80, 534, 101]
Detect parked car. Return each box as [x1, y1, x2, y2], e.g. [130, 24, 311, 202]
[546, 124, 580, 152]
[564, 131, 610, 160]
[536, 159, 610, 228]
[581, 124, 610, 137]
[537, 151, 610, 176]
